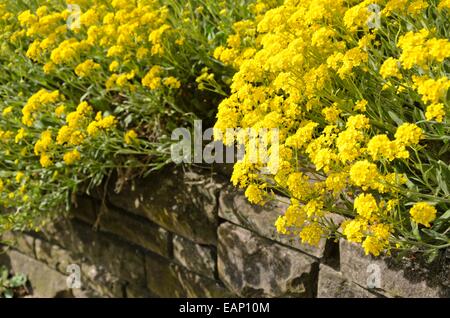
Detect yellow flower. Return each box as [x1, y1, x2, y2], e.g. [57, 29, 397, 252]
[394, 123, 422, 146]
[40, 153, 53, 168]
[97, 115, 116, 129]
[55, 105, 65, 117]
[124, 129, 138, 144]
[379, 57, 402, 79]
[346, 114, 370, 130]
[362, 236, 385, 256]
[57, 125, 72, 144]
[87, 121, 100, 136]
[275, 215, 288, 235]
[163, 77, 181, 89]
[142, 66, 163, 90]
[367, 134, 397, 161]
[325, 172, 347, 195]
[354, 99, 368, 112]
[322, 105, 341, 122]
[2, 106, 13, 116]
[15, 171, 25, 183]
[398, 29, 430, 69]
[109, 60, 119, 72]
[15, 128, 26, 143]
[245, 184, 265, 205]
[354, 193, 378, 220]
[69, 130, 85, 145]
[409, 202, 437, 227]
[34, 130, 52, 155]
[342, 218, 367, 243]
[425, 103, 445, 123]
[63, 149, 81, 165]
[407, 0, 429, 14]
[299, 223, 323, 246]
[75, 59, 101, 78]
[438, 0, 450, 9]
[349, 160, 378, 188]
[371, 223, 392, 241]
[413, 76, 450, 104]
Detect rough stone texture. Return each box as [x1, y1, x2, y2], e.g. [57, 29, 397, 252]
[39, 218, 145, 285]
[1, 167, 447, 298]
[107, 167, 224, 245]
[1, 232, 35, 257]
[145, 252, 233, 298]
[34, 231, 129, 297]
[340, 240, 449, 298]
[318, 264, 378, 298]
[0, 250, 70, 298]
[173, 235, 216, 279]
[99, 205, 171, 257]
[219, 185, 328, 258]
[218, 222, 318, 297]
[35, 237, 74, 273]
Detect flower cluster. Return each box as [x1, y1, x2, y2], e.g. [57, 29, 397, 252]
[214, 0, 450, 257]
[0, 0, 261, 233]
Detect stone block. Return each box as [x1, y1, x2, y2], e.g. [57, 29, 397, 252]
[145, 252, 233, 298]
[99, 205, 171, 257]
[218, 222, 318, 297]
[340, 240, 448, 298]
[1, 232, 35, 257]
[317, 264, 378, 298]
[173, 234, 216, 279]
[39, 218, 145, 285]
[108, 167, 224, 245]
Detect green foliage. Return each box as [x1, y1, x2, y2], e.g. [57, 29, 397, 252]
[0, 265, 27, 298]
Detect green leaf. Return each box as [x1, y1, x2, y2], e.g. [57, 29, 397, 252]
[421, 228, 449, 243]
[439, 209, 450, 220]
[388, 111, 403, 125]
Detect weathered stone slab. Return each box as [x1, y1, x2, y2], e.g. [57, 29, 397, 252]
[317, 264, 378, 298]
[145, 252, 233, 298]
[34, 228, 132, 297]
[1, 232, 35, 257]
[39, 218, 145, 285]
[219, 185, 332, 258]
[218, 222, 318, 297]
[108, 167, 224, 245]
[340, 240, 449, 298]
[173, 234, 216, 279]
[35, 237, 73, 274]
[0, 250, 70, 298]
[99, 205, 170, 257]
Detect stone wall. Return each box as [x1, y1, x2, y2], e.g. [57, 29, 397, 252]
[1, 166, 448, 298]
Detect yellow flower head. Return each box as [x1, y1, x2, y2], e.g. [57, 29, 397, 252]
[124, 129, 138, 144]
[299, 223, 323, 246]
[245, 184, 265, 205]
[394, 123, 422, 146]
[409, 202, 437, 227]
[425, 103, 445, 123]
[63, 149, 81, 165]
[354, 193, 378, 220]
[2, 106, 13, 116]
